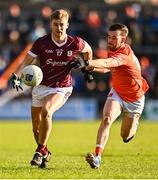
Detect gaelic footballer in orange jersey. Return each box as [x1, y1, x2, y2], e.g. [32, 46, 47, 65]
[85, 23, 149, 169]
[108, 42, 149, 102]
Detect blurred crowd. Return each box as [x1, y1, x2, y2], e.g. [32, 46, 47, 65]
[0, 0, 158, 101]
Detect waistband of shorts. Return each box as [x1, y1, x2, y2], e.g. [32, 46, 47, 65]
[40, 84, 72, 88]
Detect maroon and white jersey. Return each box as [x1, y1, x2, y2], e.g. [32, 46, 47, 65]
[28, 34, 85, 87]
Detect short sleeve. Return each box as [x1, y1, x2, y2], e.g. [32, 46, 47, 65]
[28, 39, 41, 58]
[76, 37, 85, 51]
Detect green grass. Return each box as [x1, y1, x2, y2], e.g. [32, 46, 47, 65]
[0, 120, 158, 179]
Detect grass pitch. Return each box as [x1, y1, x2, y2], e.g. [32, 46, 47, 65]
[0, 120, 158, 179]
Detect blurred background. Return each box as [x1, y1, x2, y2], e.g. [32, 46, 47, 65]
[0, 0, 158, 120]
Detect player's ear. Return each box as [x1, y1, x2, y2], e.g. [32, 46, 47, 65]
[121, 35, 126, 43]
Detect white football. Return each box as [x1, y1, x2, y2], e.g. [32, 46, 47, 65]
[21, 65, 43, 87]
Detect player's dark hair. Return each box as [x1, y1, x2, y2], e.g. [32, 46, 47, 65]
[50, 9, 69, 21]
[108, 23, 128, 36]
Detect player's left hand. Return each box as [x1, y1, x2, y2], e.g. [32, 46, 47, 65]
[12, 73, 23, 91]
[69, 57, 88, 69]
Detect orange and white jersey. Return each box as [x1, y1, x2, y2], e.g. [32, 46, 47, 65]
[107, 43, 149, 102]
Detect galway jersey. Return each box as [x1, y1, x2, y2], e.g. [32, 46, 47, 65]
[108, 43, 149, 102]
[28, 34, 85, 88]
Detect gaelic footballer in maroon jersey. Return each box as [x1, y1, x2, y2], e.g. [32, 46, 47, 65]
[12, 9, 93, 168]
[28, 34, 85, 88]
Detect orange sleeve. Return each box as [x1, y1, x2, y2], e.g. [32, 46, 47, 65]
[104, 53, 128, 68]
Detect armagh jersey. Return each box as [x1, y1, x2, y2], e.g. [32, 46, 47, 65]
[108, 43, 149, 102]
[28, 34, 85, 88]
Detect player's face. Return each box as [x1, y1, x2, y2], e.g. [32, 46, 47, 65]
[107, 30, 123, 51]
[50, 18, 69, 39]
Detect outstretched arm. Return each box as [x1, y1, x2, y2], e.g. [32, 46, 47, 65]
[88, 55, 127, 69]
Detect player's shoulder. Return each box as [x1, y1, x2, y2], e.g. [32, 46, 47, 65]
[34, 34, 51, 44]
[67, 35, 84, 43]
[67, 35, 85, 50]
[118, 43, 132, 55]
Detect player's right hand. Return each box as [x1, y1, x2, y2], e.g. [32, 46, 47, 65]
[12, 73, 23, 91]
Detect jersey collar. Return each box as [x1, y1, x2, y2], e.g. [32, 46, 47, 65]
[51, 34, 68, 47]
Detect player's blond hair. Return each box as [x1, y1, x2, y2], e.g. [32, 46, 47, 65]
[50, 9, 69, 21]
[108, 23, 128, 37]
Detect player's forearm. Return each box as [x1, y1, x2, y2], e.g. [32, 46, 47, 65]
[93, 67, 110, 73]
[82, 51, 92, 60]
[82, 41, 93, 60]
[88, 57, 125, 68]
[16, 54, 35, 76]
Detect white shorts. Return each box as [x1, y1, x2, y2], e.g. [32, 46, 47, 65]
[32, 85, 73, 107]
[107, 88, 145, 116]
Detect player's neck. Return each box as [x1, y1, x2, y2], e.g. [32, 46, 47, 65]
[51, 34, 67, 44]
